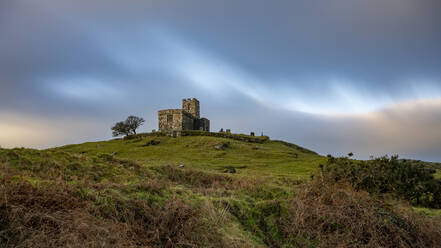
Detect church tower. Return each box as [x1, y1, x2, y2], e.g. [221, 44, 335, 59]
[182, 98, 200, 118]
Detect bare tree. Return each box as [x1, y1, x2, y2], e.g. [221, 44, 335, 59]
[111, 116, 145, 137]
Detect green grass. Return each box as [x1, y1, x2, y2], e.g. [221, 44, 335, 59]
[413, 207, 441, 216]
[1, 134, 323, 247]
[55, 135, 324, 180]
[1, 133, 440, 247]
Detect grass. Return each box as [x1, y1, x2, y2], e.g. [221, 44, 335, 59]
[1, 133, 440, 247]
[413, 207, 441, 216]
[55, 135, 324, 180]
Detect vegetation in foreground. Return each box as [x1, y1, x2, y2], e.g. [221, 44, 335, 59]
[1, 134, 440, 247]
[322, 155, 441, 208]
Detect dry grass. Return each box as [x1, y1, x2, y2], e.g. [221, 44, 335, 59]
[0, 181, 127, 248]
[282, 178, 441, 247]
[2, 146, 441, 247]
[155, 165, 265, 188]
[154, 165, 235, 189]
[202, 200, 231, 227]
[0, 180, 224, 248]
[153, 165, 269, 199]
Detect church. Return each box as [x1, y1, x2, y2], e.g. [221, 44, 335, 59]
[158, 98, 210, 132]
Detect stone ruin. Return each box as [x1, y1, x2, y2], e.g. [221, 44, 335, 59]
[158, 98, 210, 132]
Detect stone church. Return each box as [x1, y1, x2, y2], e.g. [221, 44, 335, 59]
[158, 98, 210, 132]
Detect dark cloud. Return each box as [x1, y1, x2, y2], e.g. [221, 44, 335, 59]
[229, 99, 441, 162]
[0, 0, 440, 160]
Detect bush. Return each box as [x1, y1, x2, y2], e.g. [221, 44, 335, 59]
[321, 155, 441, 208]
[224, 177, 441, 248]
[0, 181, 223, 248]
[282, 179, 441, 247]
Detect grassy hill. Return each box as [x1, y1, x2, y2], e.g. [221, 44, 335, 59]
[57, 134, 323, 179]
[1, 132, 440, 247]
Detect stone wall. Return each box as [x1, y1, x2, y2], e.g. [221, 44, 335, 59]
[194, 118, 210, 131]
[158, 109, 185, 131]
[126, 130, 270, 144]
[182, 111, 195, 130]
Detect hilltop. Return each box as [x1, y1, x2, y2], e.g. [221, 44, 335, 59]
[1, 132, 441, 247]
[57, 131, 322, 179]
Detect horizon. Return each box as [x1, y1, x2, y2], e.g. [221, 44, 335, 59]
[1, 0, 441, 162]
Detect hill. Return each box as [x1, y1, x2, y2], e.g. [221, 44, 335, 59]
[57, 132, 323, 180]
[1, 132, 441, 247]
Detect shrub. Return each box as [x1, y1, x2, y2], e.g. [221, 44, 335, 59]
[0, 181, 223, 248]
[282, 179, 441, 247]
[321, 155, 441, 208]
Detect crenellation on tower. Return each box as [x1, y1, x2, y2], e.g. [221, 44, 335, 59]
[182, 98, 200, 119]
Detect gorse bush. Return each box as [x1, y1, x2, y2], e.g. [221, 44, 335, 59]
[224, 177, 441, 248]
[282, 179, 441, 248]
[321, 155, 441, 208]
[0, 180, 223, 248]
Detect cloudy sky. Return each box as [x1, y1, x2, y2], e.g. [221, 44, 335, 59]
[1, 0, 441, 161]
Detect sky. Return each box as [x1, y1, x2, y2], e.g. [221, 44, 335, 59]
[1, 0, 441, 161]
